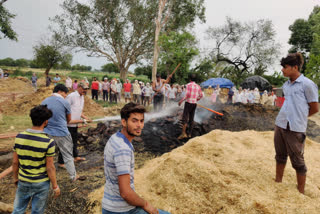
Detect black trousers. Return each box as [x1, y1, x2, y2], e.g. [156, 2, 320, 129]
[92, 89, 98, 100]
[103, 90, 109, 101]
[182, 102, 197, 134]
[58, 127, 78, 164]
[153, 94, 164, 112]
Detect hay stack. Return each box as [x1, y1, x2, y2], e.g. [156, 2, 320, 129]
[89, 130, 320, 214]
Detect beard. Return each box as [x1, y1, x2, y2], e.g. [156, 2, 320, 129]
[126, 126, 141, 137]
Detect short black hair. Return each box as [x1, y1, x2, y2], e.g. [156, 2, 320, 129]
[30, 105, 52, 126]
[53, 84, 69, 93]
[189, 73, 196, 81]
[156, 73, 161, 78]
[56, 73, 59, 75]
[120, 102, 146, 121]
[280, 52, 304, 71]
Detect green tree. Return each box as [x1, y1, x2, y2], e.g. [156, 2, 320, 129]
[33, 40, 70, 75]
[134, 66, 152, 79]
[288, 19, 313, 53]
[101, 63, 120, 73]
[0, 57, 15, 66]
[158, 31, 199, 84]
[151, 0, 205, 81]
[190, 59, 215, 83]
[59, 53, 72, 70]
[15, 58, 30, 67]
[0, 0, 17, 41]
[305, 54, 320, 86]
[52, 0, 158, 81]
[206, 17, 280, 85]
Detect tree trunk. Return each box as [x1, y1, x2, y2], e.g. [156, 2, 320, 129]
[45, 66, 52, 76]
[120, 67, 127, 82]
[152, 0, 169, 82]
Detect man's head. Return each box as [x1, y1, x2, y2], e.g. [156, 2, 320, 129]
[104, 77, 108, 82]
[78, 82, 89, 95]
[56, 73, 59, 77]
[189, 73, 196, 82]
[93, 77, 97, 81]
[126, 79, 130, 83]
[280, 52, 304, 77]
[32, 72, 36, 76]
[120, 102, 146, 137]
[53, 84, 69, 98]
[156, 73, 161, 81]
[30, 105, 52, 127]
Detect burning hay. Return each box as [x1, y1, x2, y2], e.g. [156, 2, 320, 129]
[89, 129, 320, 214]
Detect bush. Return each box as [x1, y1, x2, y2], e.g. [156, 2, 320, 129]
[12, 69, 23, 76]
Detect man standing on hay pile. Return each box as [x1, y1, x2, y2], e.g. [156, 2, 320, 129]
[57, 82, 92, 168]
[41, 84, 80, 181]
[102, 102, 170, 214]
[274, 53, 319, 194]
[178, 73, 203, 139]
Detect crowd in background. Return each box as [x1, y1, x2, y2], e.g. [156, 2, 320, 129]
[203, 85, 278, 106]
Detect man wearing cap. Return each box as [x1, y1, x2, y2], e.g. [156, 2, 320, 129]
[57, 82, 92, 167]
[152, 73, 172, 111]
[102, 77, 110, 102]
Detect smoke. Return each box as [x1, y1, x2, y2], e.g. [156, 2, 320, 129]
[92, 103, 183, 123]
[194, 98, 218, 123]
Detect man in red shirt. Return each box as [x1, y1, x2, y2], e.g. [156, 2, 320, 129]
[178, 74, 203, 139]
[91, 77, 99, 100]
[123, 79, 132, 103]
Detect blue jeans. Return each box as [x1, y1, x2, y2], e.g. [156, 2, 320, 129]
[12, 180, 50, 214]
[102, 207, 170, 214]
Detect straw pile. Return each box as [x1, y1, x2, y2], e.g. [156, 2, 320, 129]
[1, 85, 104, 117]
[89, 129, 320, 214]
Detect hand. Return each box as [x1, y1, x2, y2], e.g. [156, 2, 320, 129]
[52, 185, 60, 199]
[143, 201, 159, 214]
[13, 179, 18, 187]
[178, 100, 183, 106]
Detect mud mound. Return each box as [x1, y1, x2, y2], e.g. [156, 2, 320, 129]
[0, 78, 33, 93]
[83, 96, 105, 117]
[1, 86, 104, 116]
[89, 130, 320, 214]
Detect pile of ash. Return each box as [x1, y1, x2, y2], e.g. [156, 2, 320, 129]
[78, 103, 320, 157]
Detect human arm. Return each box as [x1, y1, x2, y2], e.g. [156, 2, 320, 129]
[308, 102, 319, 117]
[12, 152, 19, 185]
[118, 174, 158, 214]
[46, 156, 60, 198]
[164, 75, 173, 84]
[66, 114, 71, 123]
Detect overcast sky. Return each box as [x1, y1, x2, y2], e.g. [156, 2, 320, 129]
[0, 0, 319, 72]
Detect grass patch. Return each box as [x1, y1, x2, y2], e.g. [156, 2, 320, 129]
[0, 115, 32, 134]
[93, 100, 119, 108]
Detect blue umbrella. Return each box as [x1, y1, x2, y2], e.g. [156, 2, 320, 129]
[200, 78, 234, 89]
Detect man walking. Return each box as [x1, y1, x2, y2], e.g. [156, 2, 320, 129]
[102, 102, 170, 214]
[58, 82, 92, 167]
[274, 53, 318, 194]
[41, 84, 78, 181]
[178, 73, 203, 139]
[12, 105, 60, 213]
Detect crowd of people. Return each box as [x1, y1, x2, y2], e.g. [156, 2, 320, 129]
[0, 52, 319, 213]
[204, 85, 278, 106]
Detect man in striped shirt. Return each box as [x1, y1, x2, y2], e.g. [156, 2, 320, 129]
[178, 73, 203, 139]
[102, 102, 170, 214]
[12, 105, 60, 214]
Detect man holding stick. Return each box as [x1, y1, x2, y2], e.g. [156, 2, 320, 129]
[178, 73, 203, 139]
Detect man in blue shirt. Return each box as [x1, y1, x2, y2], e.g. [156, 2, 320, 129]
[274, 53, 319, 194]
[42, 84, 78, 181]
[53, 73, 61, 86]
[102, 102, 170, 214]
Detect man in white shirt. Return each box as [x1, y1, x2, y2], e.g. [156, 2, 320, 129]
[57, 82, 92, 167]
